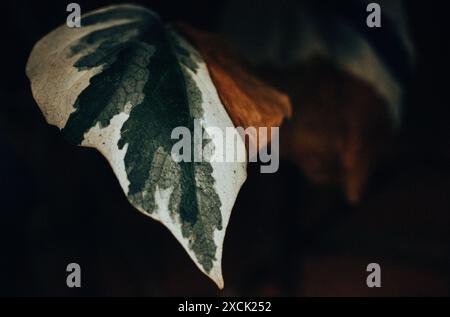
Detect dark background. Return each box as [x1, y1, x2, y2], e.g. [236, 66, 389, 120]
[0, 0, 449, 296]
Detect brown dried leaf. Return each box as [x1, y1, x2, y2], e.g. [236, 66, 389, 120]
[174, 22, 292, 152]
[275, 59, 394, 204]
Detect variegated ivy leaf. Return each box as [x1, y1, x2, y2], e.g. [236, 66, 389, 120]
[26, 4, 247, 288]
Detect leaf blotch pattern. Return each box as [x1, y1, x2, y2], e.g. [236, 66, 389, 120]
[60, 6, 222, 273]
